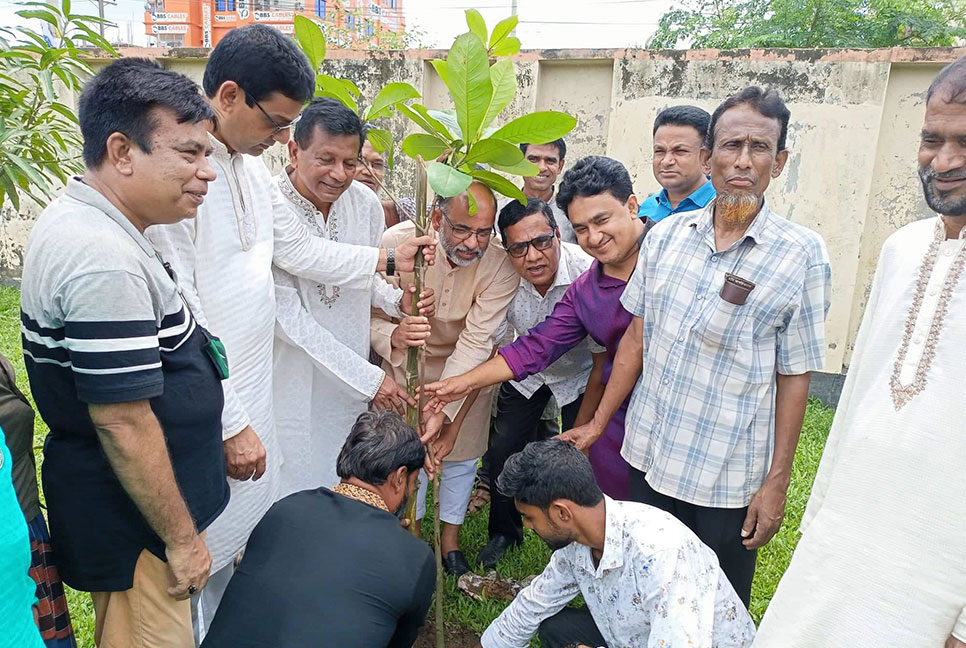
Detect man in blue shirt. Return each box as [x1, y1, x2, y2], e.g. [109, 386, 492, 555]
[638, 105, 716, 222]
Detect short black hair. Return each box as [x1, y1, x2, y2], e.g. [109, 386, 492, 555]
[497, 439, 604, 510]
[293, 97, 366, 152]
[203, 24, 315, 105]
[555, 156, 633, 216]
[336, 411, 426, 486]
[520, 138, 566, 160]
[927, 56, 966, 104]
[498, 197, 557, 242]
[653, 104, 711, 138]
[78, 58, 213, 168]
[706, 86, 791, 152]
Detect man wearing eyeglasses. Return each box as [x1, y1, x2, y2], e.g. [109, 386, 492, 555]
[146, 25, 435, 642]
[472, 198, 604, 569]
[371, 181, 520, 576]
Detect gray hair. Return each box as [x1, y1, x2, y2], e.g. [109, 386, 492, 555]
[336, 411, 425, 485]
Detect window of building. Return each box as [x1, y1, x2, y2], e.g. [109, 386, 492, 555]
[227, 0, 235, 9]
[315, 0, 325, 18]
[365, 19, 373, 36]
[216, 0, 225, 10]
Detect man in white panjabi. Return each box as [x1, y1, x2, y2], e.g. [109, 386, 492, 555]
[753, 57, 966, 648]
[272, 98, 429, 496]
[145, 26, 435, 642]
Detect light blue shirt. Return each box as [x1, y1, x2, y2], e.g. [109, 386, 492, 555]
[637, 179, 715, 222]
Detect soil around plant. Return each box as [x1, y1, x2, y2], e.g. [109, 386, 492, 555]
[414, 623, 481, 648]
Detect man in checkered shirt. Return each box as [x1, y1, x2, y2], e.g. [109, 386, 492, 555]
[566, 86, 831, 606]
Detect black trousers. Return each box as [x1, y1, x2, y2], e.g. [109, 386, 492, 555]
[488, 382, 582, 542]
[538, 606, 607, 648]
[628, 466, 757, 607]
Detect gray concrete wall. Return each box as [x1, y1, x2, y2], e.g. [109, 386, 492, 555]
[3, 46, 964, 374]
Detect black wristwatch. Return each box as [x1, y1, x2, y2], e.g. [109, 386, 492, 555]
[386, 247, 396, 276]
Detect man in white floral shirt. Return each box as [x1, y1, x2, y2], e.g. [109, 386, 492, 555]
[479, 439, 755, 648]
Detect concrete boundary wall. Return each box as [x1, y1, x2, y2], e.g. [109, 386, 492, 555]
[2, 46, 964, 374]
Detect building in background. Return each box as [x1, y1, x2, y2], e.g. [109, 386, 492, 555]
[144, 0, 404, 48]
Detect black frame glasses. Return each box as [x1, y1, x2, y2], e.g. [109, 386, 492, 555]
[506, 233, 556, 258]
[251, 97, 302, 135]
[441, 211, 494, 242]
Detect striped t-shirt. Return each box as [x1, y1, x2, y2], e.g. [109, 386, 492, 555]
[20, 178, 229, 592]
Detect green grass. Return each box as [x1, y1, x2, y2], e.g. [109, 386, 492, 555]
[0, 284, 833, 646]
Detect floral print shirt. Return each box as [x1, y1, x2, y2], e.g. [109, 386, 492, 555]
[481, 498, 756, 648]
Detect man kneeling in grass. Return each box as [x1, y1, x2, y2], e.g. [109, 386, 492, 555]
[478, 439, 755, 648]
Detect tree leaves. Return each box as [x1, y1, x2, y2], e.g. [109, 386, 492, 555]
[463, 138, 524, 167]
[367, 127, 395, 168]
[490, 111, 578, 146]
[402, 133, 450, 161]
[294, 15, 325, 73]
[489, 16, 519, 52]
[471, 168, 527, 205]
[445, 32, 492, 148]
[316, 73, 358, 113]
[427, 162, 473, 198]
[465, 9, 488, 44]
[481, 59, 516, 131]
[364, 82, 420, 121]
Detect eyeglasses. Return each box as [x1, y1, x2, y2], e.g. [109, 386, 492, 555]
[441, 211, 494, 242]
[251, 96, 302, 135]
[506, 233, 556, 258]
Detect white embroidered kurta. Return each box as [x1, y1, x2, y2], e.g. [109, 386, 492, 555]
[146, 135, 380, 572]
[272, 174, 404, 497]
[481, 498, 755, 648]
[753, 216, 966, 647]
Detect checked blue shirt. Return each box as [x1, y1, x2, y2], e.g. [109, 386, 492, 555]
[620, 200, 831, 507]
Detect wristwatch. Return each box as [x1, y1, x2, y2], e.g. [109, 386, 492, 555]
[386, 247, 396, 276]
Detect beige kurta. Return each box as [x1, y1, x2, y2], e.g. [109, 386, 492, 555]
[371, 221, 520, 461]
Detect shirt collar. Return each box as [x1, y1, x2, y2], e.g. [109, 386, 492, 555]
[656, 178, 714, 210]
[277, 167, 318, 216]
[574, 496, 625, 576]
[65, 177, 156, 258]
[522, 242, 578, 296]
[687, 198, 774, 245]
[208, 132, 235, 165]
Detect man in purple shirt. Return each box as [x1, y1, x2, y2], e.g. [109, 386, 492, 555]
[424, 156, 654, 499]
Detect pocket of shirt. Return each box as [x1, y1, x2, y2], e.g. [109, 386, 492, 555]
[695, 295, 753, 351]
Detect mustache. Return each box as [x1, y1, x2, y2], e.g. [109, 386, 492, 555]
[919, 166, 966, 182]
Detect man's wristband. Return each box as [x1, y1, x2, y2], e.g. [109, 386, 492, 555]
[386, 247, 396, 276]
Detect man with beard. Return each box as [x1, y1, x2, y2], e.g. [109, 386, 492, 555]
[566, 87, 831, 607]
[372, 182, 519, 576]
[752, 57, 966, 648]
[200, 411, 435, 648]
[476, 439, 755, 648]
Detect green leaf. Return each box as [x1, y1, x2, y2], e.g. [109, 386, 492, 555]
[465, 9, 488, 44]
[470, 168, 527, 204]
[427, 162, 473, 198]
[429, 59, 450, 88]
[427, 109, 461, 140]
[490, 111, 577, 145]
[7, 153, 49, 192]
[316, 74, 357, 113]
[16, 9, 59, 26]
[481, 59, 515, 130]
[401, 133, 450, 161]
[489, 159, 540, 176]
[490, 36, 521, 57]
[364, 82, 420, 122]
[396, 103, 453, 141]
[488, 15, 518, 52]
[463, 138, 524, 167]
[341, 78, 361, 98]
[366, 127, 393, 153]
[0, 169, 20, 212]
[445, 32, 492, 146]
[62, 0, 70, 17]
[294, 15, 325, 73]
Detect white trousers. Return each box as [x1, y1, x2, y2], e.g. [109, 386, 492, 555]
[415, 458, 478, 525]
[190, 560, 234, 646]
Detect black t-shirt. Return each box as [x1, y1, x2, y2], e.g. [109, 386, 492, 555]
[202, 488, 436, 648]
[20, 182, 229, 592]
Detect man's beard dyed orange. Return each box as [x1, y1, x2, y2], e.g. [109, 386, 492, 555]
[717, 192, 761, 227]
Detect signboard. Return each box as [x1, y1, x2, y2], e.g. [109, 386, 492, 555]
[152, 12, 188, 22]
[367, 2, 381, 16]
[237, 0, 249, 21]
[214, 13, 236, 22]
[152, 23, 189, 33]
[268, 22, 295, 34]
[253, 10, 293, 21]
[202, 2, 211, 47]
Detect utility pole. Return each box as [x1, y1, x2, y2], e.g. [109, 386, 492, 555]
[98, 0, 105, 37]
[510, 0, 517, 35]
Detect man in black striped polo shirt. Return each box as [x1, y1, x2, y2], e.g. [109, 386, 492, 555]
[20, 58, 229, 647]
